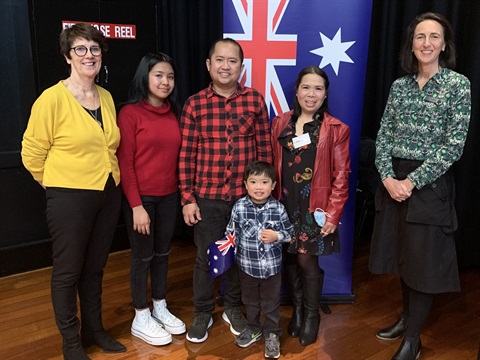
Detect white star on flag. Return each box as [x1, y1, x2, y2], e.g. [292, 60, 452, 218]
[310, 28, 355, 76]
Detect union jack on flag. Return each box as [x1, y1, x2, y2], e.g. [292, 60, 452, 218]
[224, 0, 297, 118]
[215, 231, 236, 256]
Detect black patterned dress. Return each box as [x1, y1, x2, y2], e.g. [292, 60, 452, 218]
[278, 117, 332, 256]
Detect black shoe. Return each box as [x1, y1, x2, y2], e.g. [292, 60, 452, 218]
[81, 330, 126, 353]
[376, 315, 408, 340]
[392, 337, 421, 360]
[63, 336, 91, 360]
[186, 312, 213, 343]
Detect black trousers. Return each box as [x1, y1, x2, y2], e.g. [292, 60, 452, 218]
[122, 192, 178, 309]
[45, 175, 121, 339]
[193, 198, 242, 313]
[239, 270, 282, 336]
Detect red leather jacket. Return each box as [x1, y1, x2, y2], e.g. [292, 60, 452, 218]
[271, 110, 351, 225]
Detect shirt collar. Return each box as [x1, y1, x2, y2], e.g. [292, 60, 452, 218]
[206, 82, 247, 99]
[412, 67, 449, 86]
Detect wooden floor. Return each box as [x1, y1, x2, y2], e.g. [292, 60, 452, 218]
[1, 236, 479, 360]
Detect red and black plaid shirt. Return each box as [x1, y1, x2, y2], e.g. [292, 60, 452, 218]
[179, 83, 272, 205]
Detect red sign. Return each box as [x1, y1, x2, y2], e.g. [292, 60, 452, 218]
[62, 21, 136, 40]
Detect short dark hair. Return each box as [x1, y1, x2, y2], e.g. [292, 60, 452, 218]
[208, 37, 244, 64]
[124, 52, 180, 117]
[244, 161, 275, 182]
[400, 12, 456, 74]
[59, 23, 108, 59]
[293, 66, 329, 120]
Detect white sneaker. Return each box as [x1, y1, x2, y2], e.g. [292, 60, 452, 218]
[131, 308, 172, 346]
[152, 299, 186, 335]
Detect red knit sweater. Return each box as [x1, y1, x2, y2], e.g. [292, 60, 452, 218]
[117, 100, 181, 208]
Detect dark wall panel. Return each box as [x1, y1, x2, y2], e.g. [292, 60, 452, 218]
[0, 0, 36, 168]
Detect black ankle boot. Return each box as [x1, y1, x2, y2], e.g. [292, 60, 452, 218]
[299, 272, 324, 346]
[376, 315, 408, 340]
[285, 265, 303, 337]
[392, 337, 421, 360]
[63, 335, 91, 360]
[81, 330, 126, 353]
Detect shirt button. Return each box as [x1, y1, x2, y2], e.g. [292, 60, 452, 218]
[432, 183, 437, 188]
[107, 163, 111, 168]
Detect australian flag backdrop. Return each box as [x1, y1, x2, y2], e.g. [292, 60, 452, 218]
[224, 0, 373, 301]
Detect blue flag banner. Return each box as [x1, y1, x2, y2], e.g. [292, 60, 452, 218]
[208, 231, 236, 278]
[224, 0, 373, 300]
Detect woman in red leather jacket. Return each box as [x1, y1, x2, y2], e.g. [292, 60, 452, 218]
[271, 66, 350, 346]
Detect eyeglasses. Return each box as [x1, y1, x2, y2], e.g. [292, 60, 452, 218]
[69, 45, 102, 57]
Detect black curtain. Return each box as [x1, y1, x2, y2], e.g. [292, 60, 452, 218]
[157, 0, 224, 105]
[362, 0, 480, 268]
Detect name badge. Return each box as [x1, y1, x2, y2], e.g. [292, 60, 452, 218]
[292, 133, 311, 149]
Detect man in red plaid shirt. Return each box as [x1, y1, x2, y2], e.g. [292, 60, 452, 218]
[179, 38, 272, 343]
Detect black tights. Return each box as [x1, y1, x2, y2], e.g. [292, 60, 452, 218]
[400, 278, 434, 340]
[285, 252, 323, 277]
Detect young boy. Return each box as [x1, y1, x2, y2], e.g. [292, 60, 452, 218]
[226, 161, 293, 359]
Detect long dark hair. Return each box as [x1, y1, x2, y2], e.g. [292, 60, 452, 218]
[400, 12, 456, 74]
[292, 65, 330, 121]
[123, 52, 180, 117]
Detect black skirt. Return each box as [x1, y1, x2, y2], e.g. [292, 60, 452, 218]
[368, 158, 460, 294]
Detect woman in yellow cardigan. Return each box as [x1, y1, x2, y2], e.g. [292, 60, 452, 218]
[21, 23, 125, 360]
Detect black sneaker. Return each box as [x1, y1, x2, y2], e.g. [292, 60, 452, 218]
[265, 333, 280, 359]
[186, 312, 213, 343]
[235, 328, 262, 348]
[222, 307, 246, 335]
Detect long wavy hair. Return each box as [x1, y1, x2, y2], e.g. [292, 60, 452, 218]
[292, 66, 330, 122]
[123, 52, 180, 117]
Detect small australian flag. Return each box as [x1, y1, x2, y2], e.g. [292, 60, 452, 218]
[207, 231, 236, 278]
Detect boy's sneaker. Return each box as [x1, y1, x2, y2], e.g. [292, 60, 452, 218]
[222, 307, 247, 335]
[235, 328, 262, 348]
[265, 333, 280, 359]
[186, 312, 213, 343]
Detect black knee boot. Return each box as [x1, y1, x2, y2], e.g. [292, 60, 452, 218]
[285, 264, 303, 337]
[299, 271, 324, 346]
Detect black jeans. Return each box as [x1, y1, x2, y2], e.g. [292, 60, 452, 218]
[122, 192, 179, 309]
[46, 175, 121, 340]
[193, 197, 242, 313]
[239, 270, 282, 336]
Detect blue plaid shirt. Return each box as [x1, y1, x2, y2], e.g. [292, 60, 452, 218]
[226, 195, 292, 279]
